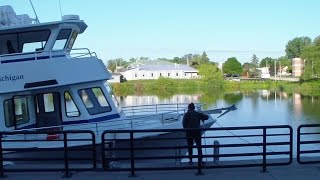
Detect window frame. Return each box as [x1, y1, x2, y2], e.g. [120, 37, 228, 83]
[4, 96, 31, 128]
[78, 87, 112, 115]
[64, 91, 81, 118]
[52, 28, 72, 50]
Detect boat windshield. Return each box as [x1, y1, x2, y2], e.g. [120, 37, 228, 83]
[0, 29, 50, 55]
[105, 84, 119, 108]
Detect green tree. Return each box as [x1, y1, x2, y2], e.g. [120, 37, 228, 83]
[301, 45, 320, 80]
[285, 36, 312, 59]
[107, 60, 116, 72]
[242, 62, 253, 77]
[200, 51, 210, 64]
[251, 54, 259, 77]
[259, 57, 273, 68]
[277, 56, 292, 74]
[107, 58, 129, 72]
[314, 36, 320, 47]
[129, 58, 136, 63]
[198, 63, 224, 88]
[223, 57, 242, 75]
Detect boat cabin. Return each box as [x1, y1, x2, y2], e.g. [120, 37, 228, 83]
[0, 11, 121, 134]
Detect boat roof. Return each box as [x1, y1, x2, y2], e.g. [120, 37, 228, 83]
[0, 20, 88, 34]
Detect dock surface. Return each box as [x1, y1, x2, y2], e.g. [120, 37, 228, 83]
[4, 161, 320, 180]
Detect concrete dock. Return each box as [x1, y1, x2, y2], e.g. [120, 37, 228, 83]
[4, 160, 320, 180]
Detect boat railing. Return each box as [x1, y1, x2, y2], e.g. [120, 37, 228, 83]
[121, 103, 202, 117]
[0, 48, 97, 63]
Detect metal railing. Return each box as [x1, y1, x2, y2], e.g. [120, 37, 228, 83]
[101, 125, 293, 176]
[0, 48, 97, 63]
[121, 103, 193, 117]
[297, 124, 320, 164]
[0, 130, 96, 178]
[4, 124, 320, 177]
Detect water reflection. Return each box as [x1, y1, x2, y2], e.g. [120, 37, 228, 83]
[116, 90, 320, 125]
[118, 94, 202, 107]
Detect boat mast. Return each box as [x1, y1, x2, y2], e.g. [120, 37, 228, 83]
[29, 0, 40, 23]
[59, 0, 63, 20]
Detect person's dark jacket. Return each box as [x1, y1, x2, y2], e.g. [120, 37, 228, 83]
[183, 109, 209, 129]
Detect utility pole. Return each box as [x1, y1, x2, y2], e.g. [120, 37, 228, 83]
[187, 56, 189, 66]
[279, 61, 281, 78]
[274, 60, 277, 81]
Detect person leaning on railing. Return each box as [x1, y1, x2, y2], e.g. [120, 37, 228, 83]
[182, 102, 209, 165]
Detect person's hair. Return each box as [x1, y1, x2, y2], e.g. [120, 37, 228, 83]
[188, 103, 195, 110]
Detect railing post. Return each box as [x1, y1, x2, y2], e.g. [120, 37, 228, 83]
[92, 132, 97, 169]
[262, 128, 267, 172]
[101, 132, 107, 170]
[129, 131, 136, 177]
[289, 126, 293, 164]
[0, 132, 6, 178]
[214, 140, 220, 164]
[297, 126, 301, 163]
[63, 132, 71, 178]
[196, 134, 204, 176]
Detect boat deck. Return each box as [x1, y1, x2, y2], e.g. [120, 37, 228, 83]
[4, 160, 320, 180]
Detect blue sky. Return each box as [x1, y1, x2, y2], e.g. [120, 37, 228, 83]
[2, 0, 320, 64]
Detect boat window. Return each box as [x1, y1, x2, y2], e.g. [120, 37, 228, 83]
[64, 91, 80, 117]
[43, 93, 55, 112]
[78, 87, 111, 115]
[4, 97, 30, 127]
[105, 84, 119, 108]
[79, 89, 94, 108]
[0, 34, 18, 55]
[66, 31, 78, 49]
[53, 29, 72, 50]
[19, 30, 51, 53]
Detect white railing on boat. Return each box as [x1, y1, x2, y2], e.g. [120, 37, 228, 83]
[121, 103, 202, 117]
[0, 48, 98, 62]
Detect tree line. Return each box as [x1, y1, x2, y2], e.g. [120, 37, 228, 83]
[107, 35, 320, 83]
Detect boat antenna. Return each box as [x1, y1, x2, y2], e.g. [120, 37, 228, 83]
[29, 0, 40, 23]
[59, 0, 63, 20]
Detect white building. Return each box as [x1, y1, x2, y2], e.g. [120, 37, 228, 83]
[121, 62, 198, 80]
[107, 73, 124, 83]
[292, 58, 304, 77]
[257, 67, 270, 79]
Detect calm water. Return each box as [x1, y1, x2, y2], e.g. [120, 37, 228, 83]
[116, 90, 320, 128]
[116, 90, 320, 160]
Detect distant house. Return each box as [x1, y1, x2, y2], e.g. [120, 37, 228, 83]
[257, 67, 270, 79]
[107, 73, 125, 83]
[121, 61, 198, 80]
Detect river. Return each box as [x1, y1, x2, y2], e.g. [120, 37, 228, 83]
[116, 90, 320, 127]
[116, 90, 320, 161]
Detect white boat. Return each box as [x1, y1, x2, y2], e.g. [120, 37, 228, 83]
[0, 5, 236, 149]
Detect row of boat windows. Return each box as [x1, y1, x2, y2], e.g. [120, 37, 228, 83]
[3, 87, 111, 128]
[0, 28, 78, 55]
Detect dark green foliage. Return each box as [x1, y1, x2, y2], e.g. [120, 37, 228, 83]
[223, 57, 242, 75]
[285, 36, 312, 59]
[301, 45, 320, 81]
[198, 63, 224, 88]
